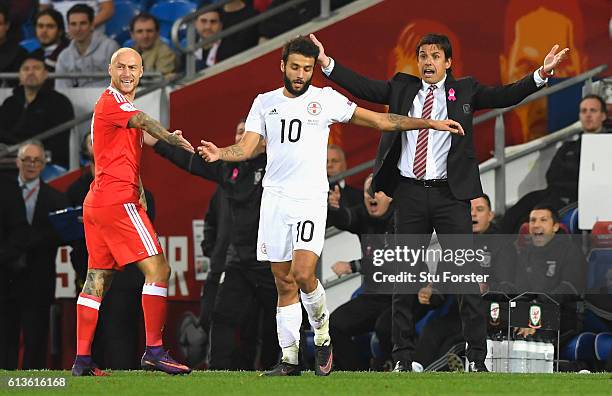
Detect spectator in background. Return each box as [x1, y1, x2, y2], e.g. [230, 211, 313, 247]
[0, 4, 27, 87]
[0, 140, 68, 369]
[327, 174, 394, 371]
[129, 13, 178, 80]
[501, 95, 609, 234]
[193, 9, 231, 71]
[0, 175, 29, 369]
[0, 53, 75, 169]
[327, 144, 362, 211]
[220, 1, 258, 53]
[32, 9, 70, 72]
[39, 0, 114, 34]
[55, 4, 118, 88]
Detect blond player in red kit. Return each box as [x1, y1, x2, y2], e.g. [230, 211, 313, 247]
[72, 48, 193, 376]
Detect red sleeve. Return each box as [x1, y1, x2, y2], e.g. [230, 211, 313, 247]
[102, 94, 141, 129]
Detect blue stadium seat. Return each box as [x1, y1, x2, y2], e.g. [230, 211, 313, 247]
[594, 332, 612, 361]
[586, 249, 612, 289]
[106, 0, 143, 46]
[559, 205, 579, 234]
[415, 295, 455, 336]
[150, 0, 197, 43]
[20, 38, 41, 53]
[41, 163, 68, 182]
[560, 332, 596, 361]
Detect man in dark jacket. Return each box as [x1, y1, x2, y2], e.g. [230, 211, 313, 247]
[0, 140, 68, 369]
[0, 54, 74, 168]
[146, 119, 279, 370]
[501, 94, 609, 233]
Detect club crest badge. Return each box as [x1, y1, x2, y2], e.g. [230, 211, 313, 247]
[528, 304, 542, 329]
[307, 102, 322, 115]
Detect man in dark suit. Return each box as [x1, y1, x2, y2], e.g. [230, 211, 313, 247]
[0, 140, 68, 369]
[310, 33, 569, 372]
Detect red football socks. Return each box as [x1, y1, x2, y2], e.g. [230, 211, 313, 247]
[142, 282, 168, 347]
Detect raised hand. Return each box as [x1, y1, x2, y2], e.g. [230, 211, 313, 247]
[197, 140, 220, 162]
[328, 185, 341, 208]
[542, 44, 570, 75]
[309, 33, 331, 68]
[429, 119, 465, 135]
[168, 130, 194, 153]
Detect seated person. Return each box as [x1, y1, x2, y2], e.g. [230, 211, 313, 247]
[327, 144, 362, 211]
[129, 13, 178, 80]
[32, 8, 70, 72]
[505, 205, 586, 351]
[501, 95, 609, 233]
[327, 174, 394, 371]
[0, 4, 27, 87]
[55, 3, 119, 88]
[0, 53, 75, 168]
[39, 0, 114, 34]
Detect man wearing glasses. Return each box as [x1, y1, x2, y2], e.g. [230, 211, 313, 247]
[0, 140, 68, 369]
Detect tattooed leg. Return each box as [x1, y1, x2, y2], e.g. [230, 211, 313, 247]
[81, 269, 115, 298]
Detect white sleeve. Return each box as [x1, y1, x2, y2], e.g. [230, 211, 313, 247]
[244, 95, 266, 138]
[324, 87, 357, 124]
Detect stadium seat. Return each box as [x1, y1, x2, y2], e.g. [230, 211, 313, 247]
[21, 20, 36, 40]
[41, 163, 68, 182]
[150, 0, 197, 43]
[559, 203, 579, 234]
[560, 332, 596, 361]
[594, 332, 612, 361]
[586, 248, 612, 289]
[106, 0, 143, 46]
[592, 221, 612, 248]
[583, 309, 612, 334]
[20, 38, 41, 53]
[415, 296, 454, 336]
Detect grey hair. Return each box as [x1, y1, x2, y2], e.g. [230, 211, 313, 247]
[18, 139, 46, 159]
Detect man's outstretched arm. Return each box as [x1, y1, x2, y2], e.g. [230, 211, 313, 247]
[128, 112, 194, 153]
[349, 107, 465, 135]
[198, 131, 263, 163]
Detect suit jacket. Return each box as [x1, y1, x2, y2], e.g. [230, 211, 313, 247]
[18, 181, 69, 303]
[0, 177, 29, 296]
[326, 62, 543, 200]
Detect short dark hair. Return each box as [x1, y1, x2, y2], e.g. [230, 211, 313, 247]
[35, 8, 65, 32]
[282, 36, 319, 64]
[21, 51, 46, 67]
[130, 12, 160, 33]
[531, 203, 560, 224]
[479, 194, 492, 210]
[580, 94, 607, 115]
[67, 3, 95, 24]
[415, 33, 453, 60]
[0, 4, 9, 23]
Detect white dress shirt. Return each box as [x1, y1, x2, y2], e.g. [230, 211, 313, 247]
[321, 58, 549, 180]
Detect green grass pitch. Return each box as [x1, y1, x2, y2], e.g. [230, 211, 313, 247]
[0, 370, 610, 395]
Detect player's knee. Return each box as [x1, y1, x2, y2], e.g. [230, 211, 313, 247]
[274, 274, 297, 296]
[291, 268, 315, 289]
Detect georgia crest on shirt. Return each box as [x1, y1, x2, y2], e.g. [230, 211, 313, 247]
[245, 85, 356, 203]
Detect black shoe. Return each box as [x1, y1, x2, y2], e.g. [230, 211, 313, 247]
[468, 361, 489, 372]
[447, 353, 464, 372]
[314, 342, 333, 376]
[260, 362, 301, 376]
[392, 360, 411, 372]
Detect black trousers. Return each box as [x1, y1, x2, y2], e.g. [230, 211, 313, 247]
[391, 180, 487, 363]
[0, 300, 50, 369]
[329, 294, 392, 370]
[209, 265, 279, 370]
[92, 266, 144, 370]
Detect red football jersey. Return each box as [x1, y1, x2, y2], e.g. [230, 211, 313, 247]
[84, 86, 143, 207]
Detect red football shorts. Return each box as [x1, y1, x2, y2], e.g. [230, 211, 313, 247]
[84, 202, 163, 270]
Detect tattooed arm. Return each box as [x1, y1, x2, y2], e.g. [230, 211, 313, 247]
[198, 131, 263, 163]
[128, 111, 194, 152]
[349, 107, 464, 135]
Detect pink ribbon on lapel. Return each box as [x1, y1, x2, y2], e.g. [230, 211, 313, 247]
[447, 88, 456, 102]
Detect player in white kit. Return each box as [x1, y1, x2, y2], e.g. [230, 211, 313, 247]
[197, 36, 464, 376]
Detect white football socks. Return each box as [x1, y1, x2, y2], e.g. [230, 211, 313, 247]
[300, 280, 330, 347]
[276, 302, 302, 365]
